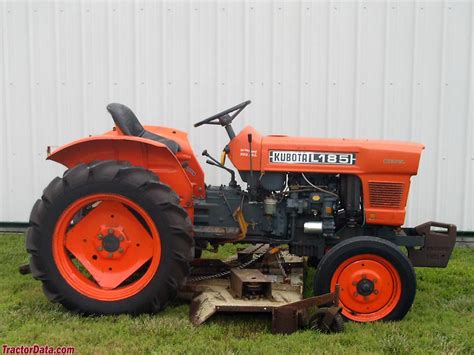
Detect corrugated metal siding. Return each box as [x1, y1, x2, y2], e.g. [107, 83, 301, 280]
[0, 0, 472, 230]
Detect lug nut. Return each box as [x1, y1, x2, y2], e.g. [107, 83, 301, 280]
[119, 236, 124, 241]
[352, 281, 358, 286]
[353, 292, 359, 297]
[97, 246, 103, 251]
[108, 252, 113, 258]
[374, 289, 379, 295]
[118, 247, 124, 253]
[98, 234, 103, 240]
[108, 229, 114, 234]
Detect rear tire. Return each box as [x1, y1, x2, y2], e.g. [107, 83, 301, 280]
[313, 236, 416, 322]
[26, 160, 193, 315]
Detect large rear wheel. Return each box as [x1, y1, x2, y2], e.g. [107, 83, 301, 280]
[313, 236, 416, 322]
[26, 160, 193, 314]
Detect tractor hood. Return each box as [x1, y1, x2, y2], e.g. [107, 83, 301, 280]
[228, 125, 424, 176]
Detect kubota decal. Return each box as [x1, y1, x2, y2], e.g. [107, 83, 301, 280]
[269, 151, 356, 165]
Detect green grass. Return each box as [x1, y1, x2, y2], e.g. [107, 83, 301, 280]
[0, 233, 473, 354]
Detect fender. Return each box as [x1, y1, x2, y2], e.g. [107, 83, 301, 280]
[48, 135, 196, 219]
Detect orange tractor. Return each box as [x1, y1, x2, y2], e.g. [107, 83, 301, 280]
[26, 101, 456, 325]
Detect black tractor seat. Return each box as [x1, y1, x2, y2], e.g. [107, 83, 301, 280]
[106, 103, 180, 154]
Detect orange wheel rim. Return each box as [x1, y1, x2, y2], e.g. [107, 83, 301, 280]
[330, 254, 401, 322]
[52, 193, 161, 301]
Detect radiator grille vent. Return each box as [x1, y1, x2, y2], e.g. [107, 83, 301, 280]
[368, 182, 404, 208]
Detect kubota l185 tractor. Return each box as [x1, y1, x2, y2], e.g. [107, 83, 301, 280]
[26, 101, 456, 323]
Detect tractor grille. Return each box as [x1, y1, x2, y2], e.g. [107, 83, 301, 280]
[368, 182, 404, 208]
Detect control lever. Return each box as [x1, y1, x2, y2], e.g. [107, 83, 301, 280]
[202, 150, 221, 166]
[202, 150, 237, 187]
[247, 133, 257, 200]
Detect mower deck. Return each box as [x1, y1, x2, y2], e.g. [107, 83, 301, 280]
[179, 244, 343, 334]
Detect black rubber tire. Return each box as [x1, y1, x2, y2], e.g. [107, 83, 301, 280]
[26, 160, 194, 315]
[313, 236, 416, 322]
[330, 313, 345, 333]
[310, 312, 345, 333]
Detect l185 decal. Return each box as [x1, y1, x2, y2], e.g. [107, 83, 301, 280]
[269, 150, 356, 165]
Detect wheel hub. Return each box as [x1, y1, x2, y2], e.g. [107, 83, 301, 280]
[356, 278, 375, 296]
[95, 226, 128, 259]
[102, 233, 120, 252]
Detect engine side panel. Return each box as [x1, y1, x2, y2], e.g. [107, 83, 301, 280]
[228, 126, 424, 226]
[260, 135, 423, 175]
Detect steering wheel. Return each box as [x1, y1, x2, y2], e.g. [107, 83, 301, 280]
[194, 100, 251, 127]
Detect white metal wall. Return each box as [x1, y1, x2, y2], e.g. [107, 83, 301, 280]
[0, 0, 472, 230]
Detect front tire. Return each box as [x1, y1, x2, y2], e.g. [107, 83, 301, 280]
[313, 236, 416, 322]
[26, 160, 193, 315]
